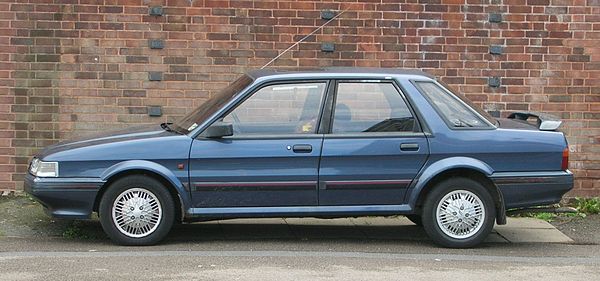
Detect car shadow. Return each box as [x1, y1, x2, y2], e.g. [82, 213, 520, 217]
[66, 217, 509, 248]
[168, 221, 429, 242]
[71, 217, 435, 244]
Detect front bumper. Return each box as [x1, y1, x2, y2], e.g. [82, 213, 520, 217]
[491, 170, 574, 209]
[24, 173, 105, 219]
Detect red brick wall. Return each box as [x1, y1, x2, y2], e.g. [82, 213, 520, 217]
[0, 0, 598, 195]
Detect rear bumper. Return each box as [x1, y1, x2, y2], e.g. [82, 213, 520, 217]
[24, 173, 105, 219]
[491, 170, 573, 209]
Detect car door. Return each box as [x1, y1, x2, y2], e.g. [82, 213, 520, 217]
[318, 80, 429, 206]
[189, 81, 328, 208]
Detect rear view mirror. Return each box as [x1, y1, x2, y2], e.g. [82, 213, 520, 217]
[202, 122, 233, 138]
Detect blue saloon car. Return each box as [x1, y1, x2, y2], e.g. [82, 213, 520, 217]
[25, 68, 573, 248]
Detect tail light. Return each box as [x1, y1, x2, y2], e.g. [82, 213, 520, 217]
[561, 148, 569, 170]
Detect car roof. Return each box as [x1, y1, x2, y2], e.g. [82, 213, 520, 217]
[245, 67, 436, 81]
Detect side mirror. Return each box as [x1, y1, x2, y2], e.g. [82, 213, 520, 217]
[201, 122, 233, 138]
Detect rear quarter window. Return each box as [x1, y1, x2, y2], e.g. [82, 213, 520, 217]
[414, 81, 493, 129]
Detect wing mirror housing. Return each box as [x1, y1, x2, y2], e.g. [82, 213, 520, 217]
[201, 122, 233, 138]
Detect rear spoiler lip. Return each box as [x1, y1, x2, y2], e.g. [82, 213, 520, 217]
[507, 111, 562, 131]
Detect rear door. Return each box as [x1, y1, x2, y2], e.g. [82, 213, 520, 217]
[318, 80, 429, 206]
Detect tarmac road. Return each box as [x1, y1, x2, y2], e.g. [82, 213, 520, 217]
[1, 217, 600, 281]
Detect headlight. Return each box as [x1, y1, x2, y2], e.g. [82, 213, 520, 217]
[29, 158, 59, 177]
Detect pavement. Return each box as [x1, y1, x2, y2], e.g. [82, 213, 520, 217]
[1, 216, 596, 281]
[158, 216, 573, 244]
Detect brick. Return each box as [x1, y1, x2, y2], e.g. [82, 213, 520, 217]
[123, 90, 146, 97]
[383, 44, 405, 52]
[567, 55, 591, 62]
[164, 73, 186, 81]
[36, 55, 60, 62]
[163, 57, 187, 64]
[125, 56, 149, 63]
[75, 72, 97, 79]
[501, 62, 524, 69]
[207, 33, 230, 40]
[527, 0, 549, 4]
[101, 73, 123, 80]
[100, 6, 123, 14]
[214, 57, 236, 65]
[99, 23, 123, 30]
[526, 31, 549, 38]
[212, 8, 235, 16]
[206, 49, 229, 57]
[30, 29, 54, 37]
[10, 37, 33, 45]
[169, 65, 192, 73]
[127, 107, 147, 114]
[545, 6, 568, 14]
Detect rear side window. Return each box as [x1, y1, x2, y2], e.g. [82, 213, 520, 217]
[332, 82, 416, 133]
[414, 82, 491, 128]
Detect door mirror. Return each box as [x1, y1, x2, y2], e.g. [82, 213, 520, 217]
[202, 122, 233, 138]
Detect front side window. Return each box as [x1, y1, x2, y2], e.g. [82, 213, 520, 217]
[414, 81, 492, 128]
[332, 82, 416, 133]
[223, 82, 327, 135]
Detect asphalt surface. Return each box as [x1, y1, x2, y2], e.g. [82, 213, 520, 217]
[2, 220, 600, 281]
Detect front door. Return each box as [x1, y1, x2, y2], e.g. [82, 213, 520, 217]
[318, 81, 429, 206]
[190, 81, 328, 207]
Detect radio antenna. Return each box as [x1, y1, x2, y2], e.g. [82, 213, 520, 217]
[261, 7, 350, 69]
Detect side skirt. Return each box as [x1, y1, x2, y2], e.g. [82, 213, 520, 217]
[185, 204, 413, 221]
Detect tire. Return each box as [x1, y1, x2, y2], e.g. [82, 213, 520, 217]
[99, 175, 175, 246]
[406, 215, 423, 226]
[422, 177, 495, 248]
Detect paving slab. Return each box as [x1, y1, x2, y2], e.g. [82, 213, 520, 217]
[494, 218, 573, 243]
[499, 217, 557, 229]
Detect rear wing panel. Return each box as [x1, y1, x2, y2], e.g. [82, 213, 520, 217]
[507, 112, 562, 131]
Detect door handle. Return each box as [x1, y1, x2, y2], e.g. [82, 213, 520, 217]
[292, 144, 312, 153]
[400, 143, 419, 151]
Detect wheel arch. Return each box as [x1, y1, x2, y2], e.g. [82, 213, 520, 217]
[94, 160, 190, 222]
[408, 157, 506, 225]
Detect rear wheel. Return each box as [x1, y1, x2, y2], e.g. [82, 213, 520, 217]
[99, 175, 175, 245]
[422, 177, 495, 248]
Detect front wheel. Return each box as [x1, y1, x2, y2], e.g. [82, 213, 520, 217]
[99, 175, 175, 245]
[422, 177, 495, 248]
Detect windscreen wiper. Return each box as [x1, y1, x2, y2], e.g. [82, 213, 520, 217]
[160, 122, 183, 134]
